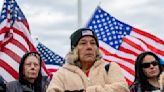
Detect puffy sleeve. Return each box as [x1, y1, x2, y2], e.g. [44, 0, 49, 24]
[46, 72, 65, 92]
[86, 62, 129, 92]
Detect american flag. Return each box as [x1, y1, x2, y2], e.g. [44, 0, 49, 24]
[36, 42, 65, 75]
[0, 0, 48, 82]
[86, 6, 164, 85]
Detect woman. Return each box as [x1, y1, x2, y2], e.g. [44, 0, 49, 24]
[130, 51, 163, 92]
[47, 28, 129, 92]
[6, 52, 49, 92]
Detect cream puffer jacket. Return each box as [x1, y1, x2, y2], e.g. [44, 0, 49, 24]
[46, 60, 129, 92]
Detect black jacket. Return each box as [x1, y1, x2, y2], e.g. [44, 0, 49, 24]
[6, 76, 49, 92]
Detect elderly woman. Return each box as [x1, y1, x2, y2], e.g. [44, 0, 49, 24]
[6, 52, 49, 92]
[47, 28, 129, 92]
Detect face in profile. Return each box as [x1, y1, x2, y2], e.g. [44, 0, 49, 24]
[77, 36, 97, 63]
[23, 55, 40, 82]
[142, 55, 160, 78]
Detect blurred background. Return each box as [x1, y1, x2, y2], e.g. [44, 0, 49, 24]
[0, 0, 163, 57]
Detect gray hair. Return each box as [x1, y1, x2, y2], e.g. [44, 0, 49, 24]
[65, 47, 103, 67]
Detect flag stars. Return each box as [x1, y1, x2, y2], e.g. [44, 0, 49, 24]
[95, 29, 99, 33]
[104, 13, 107, 16]
[103, 38, 107, 41]
[113, 35, 117, 39]
[95, 15, 99, 19]
[110, 42, 113, 45]
[115, 45, 119, 49]
[106, 17, 109, 20]
[126, 27, 130, 30]
[92, 20, 96, 24]
[101, 18, 105, 22]
[97, 20, 100, 23]
[89, 26, 92, 29]
[100, 14, 103, 18]
[98, 24, 102, 28]
[98, 9, 101, 13]
[94, 25, 97, 29]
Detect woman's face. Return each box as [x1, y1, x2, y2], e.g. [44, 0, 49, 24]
[142, 55, 160, 78]
[23, 55, 40, 82]
[76, 36, 97, 63]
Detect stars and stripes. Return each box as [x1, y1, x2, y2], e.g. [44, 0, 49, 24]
[86, 6, 164, 85]
[37, 42, 65, 74]
[0, 0, 48, 82]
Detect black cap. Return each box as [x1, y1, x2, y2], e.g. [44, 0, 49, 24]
[70, 28, 99, 50]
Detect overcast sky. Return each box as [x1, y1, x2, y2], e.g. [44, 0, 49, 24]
[0, 0, 164, 57]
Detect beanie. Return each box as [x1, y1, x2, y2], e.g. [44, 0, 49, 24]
[70, 28, 99, 50]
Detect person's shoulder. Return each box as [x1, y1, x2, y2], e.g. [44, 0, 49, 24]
[7, 80, 19, 85]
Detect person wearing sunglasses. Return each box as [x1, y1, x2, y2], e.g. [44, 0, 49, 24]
[129, 51, 163, 92]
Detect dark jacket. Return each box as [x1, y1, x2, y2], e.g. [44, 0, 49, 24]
[6, 76, 49, 92]
[6, 52, 49, 92]
[0, 76, 6, 92]
[129, 81, 161, 92]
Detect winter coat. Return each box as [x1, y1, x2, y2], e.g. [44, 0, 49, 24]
[46, 60, 129, 92]
[6, 76, 49, 92]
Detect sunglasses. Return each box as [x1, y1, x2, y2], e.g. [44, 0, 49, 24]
[142, 60, 159, 68]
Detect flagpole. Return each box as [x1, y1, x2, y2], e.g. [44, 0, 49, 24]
[77, 0, 82, 28]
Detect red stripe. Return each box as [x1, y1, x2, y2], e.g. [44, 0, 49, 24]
[41, 60, 50, 75]
[125, 77, 133, 86]
[1, 47, 20, 63]
[104, 58, 135, 76]
[119, 46, 138, 57]
[138, 38, 164, 56]
[123, 37, 145, 52]
[133, 27, 164, 44]
[0, 59, 19, 79]
[100, 47, 135, 64]
[13, 27, 36, 52]
[11, 38, 28, 52]
[47, 69, 57, 73]
[0, 27, 7, 34]
[21, 20, 30, 31]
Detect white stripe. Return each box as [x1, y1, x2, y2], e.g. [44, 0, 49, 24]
[99, 40, 117, 54]
[0, 33, 5, 41]
[14, 32, 29, 50]
[13, 22, 35, 45]
[46, 65, 60, 69]
[122, 41, 142, 54]
[0, 52, 19, 72]
[131, 31, 164, 51]
[5, 43, 25, 57]
[103, 55, 135, 71]
[41, 67, 48, 76]
[121, 68, 134, 82]
[124, 36, 164, 60]
[0, 67, 15, 82]
[125, 36, 149, 51]
[0, 19, 7, 30]
[99, 40, 136, 61]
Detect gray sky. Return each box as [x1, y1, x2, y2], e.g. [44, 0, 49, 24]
[0, 0, 164, 57]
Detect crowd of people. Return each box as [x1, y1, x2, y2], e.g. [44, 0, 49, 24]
[0, 28, 164, 92]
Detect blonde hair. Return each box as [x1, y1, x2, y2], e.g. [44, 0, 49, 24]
[65, 47, 103, 67]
